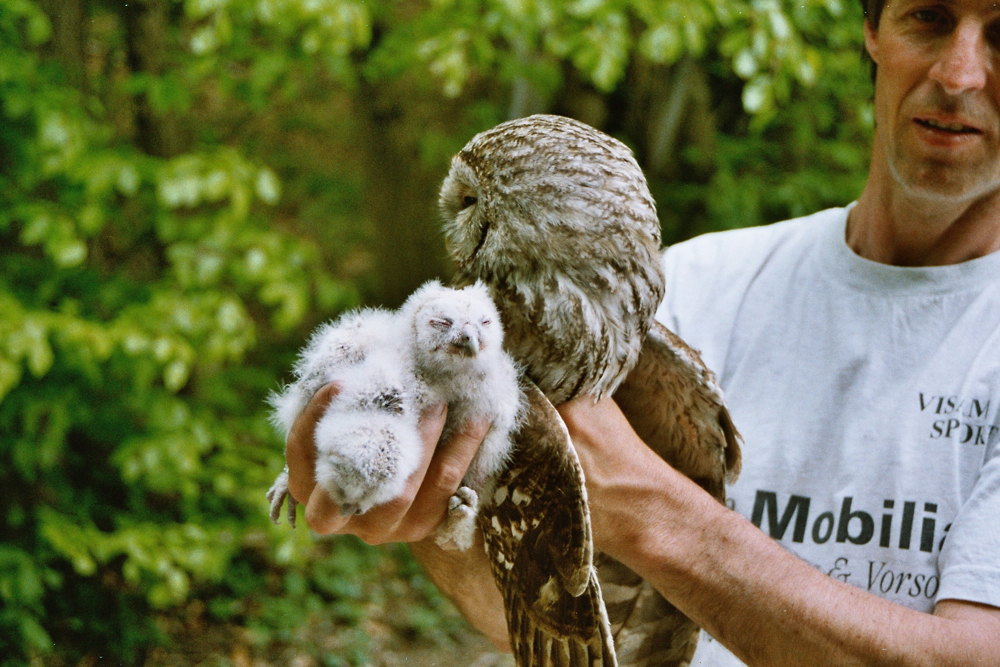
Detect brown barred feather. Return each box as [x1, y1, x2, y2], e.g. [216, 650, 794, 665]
[479, 381, 616, 667]
[614, 321, 742, 502]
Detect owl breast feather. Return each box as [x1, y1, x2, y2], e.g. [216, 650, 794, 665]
[481, 261, 660, 405]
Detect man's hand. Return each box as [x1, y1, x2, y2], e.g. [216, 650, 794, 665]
[556, 394, 677, 560]
[284, 382, 491, 541]
[282, 382, 511, 648]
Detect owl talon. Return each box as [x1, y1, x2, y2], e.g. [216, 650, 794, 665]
[449, 485, 477, 512]
[435, 486, 479, 551]
[266, 466, 297, 528]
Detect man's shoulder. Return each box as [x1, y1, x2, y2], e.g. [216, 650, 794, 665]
[663, 206, 847, 274]
[656, 206, 849, 352]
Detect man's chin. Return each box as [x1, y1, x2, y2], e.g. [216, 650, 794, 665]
[890, 158, 1000, 206]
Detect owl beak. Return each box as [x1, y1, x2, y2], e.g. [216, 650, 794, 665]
[450, 324, 480, 357]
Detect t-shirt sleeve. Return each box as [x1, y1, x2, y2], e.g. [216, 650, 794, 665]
[937, 446, 1000, 608]
[655, 220, 806, 376]
[656, 234, 747, 374]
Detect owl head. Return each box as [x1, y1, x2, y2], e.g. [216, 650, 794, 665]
[438, 115, 662, 285]
[439, 115, 665, 402]
[402, 280, 503, 365]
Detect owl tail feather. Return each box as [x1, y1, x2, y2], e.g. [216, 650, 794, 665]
[507, 570, 617, 667]
[478, 379, 617, 667]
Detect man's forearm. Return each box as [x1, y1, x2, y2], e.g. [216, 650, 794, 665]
[599, 458, 1000, 667]
[557, 396, 1000, 667]
[410, 533, 511, 650]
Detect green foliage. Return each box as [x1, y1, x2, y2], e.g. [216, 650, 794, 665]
[201, 0, 872, 242]
[0, 0, 354, 662]
[0, 0, 874, 662]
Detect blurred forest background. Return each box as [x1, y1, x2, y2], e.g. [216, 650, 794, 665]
[1, 0, 873, 664]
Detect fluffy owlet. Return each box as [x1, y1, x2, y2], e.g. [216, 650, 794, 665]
[266, 281, 522, 551]
[266, 306, 406, 525]
[401, 280, 524, 549]
[438, 115, 743, 666]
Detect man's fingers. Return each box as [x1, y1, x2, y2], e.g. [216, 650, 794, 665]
[351, 413, 489, 543]
[344, 404, 452, 543]
[304, 484, 350, 535]
[286, 383, 339, 503]
[304, 402, 454, 542]
[347, 494, 421, 544]
[361, 402, 449, 537]
[288, 396, 490, 545]
[411, 403, 448, 479]
[407, 417, 491, 528]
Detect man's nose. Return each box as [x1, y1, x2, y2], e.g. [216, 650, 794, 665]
[929, 22, 990, 94]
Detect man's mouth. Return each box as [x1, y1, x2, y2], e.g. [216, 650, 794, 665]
[915, 117, 981, 134]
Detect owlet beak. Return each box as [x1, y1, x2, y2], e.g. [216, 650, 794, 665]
[450, 324, 480, 357]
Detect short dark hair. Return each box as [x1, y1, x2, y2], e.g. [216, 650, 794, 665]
[860, 0, 885, 27]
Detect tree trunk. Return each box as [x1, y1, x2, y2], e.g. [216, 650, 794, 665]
[353, 77, 451, 308]
[122, 0, 183, 157]
[38, 0, 85, 89]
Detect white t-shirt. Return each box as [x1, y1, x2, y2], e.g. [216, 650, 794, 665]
[655, 206, 1000, 666]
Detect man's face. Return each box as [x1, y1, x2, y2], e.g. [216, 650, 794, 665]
[866, 0, 1000, 203]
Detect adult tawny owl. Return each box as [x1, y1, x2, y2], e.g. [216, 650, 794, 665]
[438, 114, 743, 667]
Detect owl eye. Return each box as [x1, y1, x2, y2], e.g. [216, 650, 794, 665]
[481, 318, 492, 326]
[429, 317, 452, 330]
[461, 195, 478, 209]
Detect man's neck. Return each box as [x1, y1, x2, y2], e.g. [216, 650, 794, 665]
[848, 154, 1000, 267]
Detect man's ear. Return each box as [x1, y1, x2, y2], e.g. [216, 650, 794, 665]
[864, 18, 879, 64]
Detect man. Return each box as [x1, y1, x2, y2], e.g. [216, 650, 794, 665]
[285, 1, 1000, 664]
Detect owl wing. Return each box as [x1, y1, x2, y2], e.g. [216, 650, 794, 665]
[478, 379, 617, 667]
[613, 320, 741, 502]
[594, 320, 742, 666]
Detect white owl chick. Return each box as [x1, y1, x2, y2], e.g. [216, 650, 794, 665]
[267, 281, 522, 552]
[267, 307, 403, 440]
[266, 306, 421, 525]
[400, 280, 523, 550]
